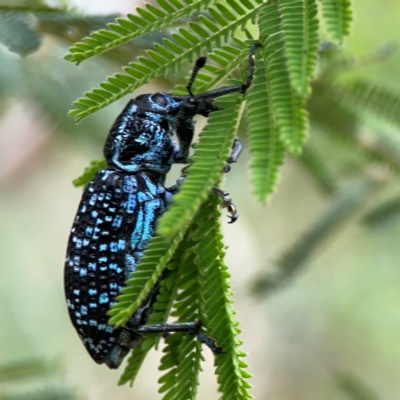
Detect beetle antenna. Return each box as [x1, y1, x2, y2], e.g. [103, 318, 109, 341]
[243, 42, 262, 92]
[186, 57, 206, 97]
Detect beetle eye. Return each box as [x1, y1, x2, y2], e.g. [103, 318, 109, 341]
[151, 93, 168, 107]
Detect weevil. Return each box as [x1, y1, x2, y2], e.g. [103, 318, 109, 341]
[64, 44, 259, 368]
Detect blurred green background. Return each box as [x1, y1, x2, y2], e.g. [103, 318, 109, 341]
[1, 0, 400, 399]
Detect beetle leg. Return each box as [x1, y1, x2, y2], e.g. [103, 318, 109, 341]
[134, 322, 222, 354]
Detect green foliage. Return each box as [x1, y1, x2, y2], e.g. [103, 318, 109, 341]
[246, 54, 285, 202]
[252, 41, 400, 296]
[338, 79, 400, 129]
[307, 80, 359, 141]
[320, 0, 352, 42]
[258, 5, 309, 153]
[336, 371, 382, 400]
[108, 233, 185, 328]
[157, 92, 245, 238]
[0, 359, 78, 400]
[157, 222, 204, 399]
[157, 196, 252, 399]
[0, 389, 77, 400]
[65, 0, 215, 64]
[50, 0, 400, 396]
[3, 0, 400, 397]
[68, 1, 265, 122]
[174, 40, 250, 94]
[195, 197, 252, 399]
[280, 0, 319, 95]
[118, 262, 180, 386]
[253, 179, 379, 296]
[117, 196, 251, 398]
[362, 194, 400, 228]
[61, 0, 360, 394]
[66, 0, 355, 203]
[72, 158, 107, 187]
[0, 359, 54, 383]
[297, 143, 337, 194]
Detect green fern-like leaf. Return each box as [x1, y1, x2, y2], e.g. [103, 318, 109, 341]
[246, 52, 285, 202]
[157, 91, 246, 238]
[158, 227, 203, 399]
[253, 179, 378, 296]
[108, 232, 185, 327]
[338, 79, 400, 130]
[279, 0, 319, 95]
[118, 195, 251, 397]
[118, 343, 150, 386]
[258, 4, 308, 153]
[72, 158, 107, 187]
[309, 79, 400, 171]
[336, 371, 381, 400]
[69, 1, 264, 121]
[362, 194, 400, 228]
[308, 80, 359, 140]
[173, 40, 249, 95]
[118, 261, 180, 386]
[0, 359, 55, 383]
[65, 0, 215, 64]
[196, 195, 252, 399]
[158, 325, 201, 400]
[0, 388, 77, 400]
[298, 142, 337, 194]
[158, 334, 197, 399]
[320, 0, 352, 42]
[318, 42, 397, 75]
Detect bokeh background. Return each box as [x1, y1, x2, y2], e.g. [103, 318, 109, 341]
[1, 0, 400, 399]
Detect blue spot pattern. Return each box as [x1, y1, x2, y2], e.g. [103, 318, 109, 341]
[64, 61, 251, 369]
